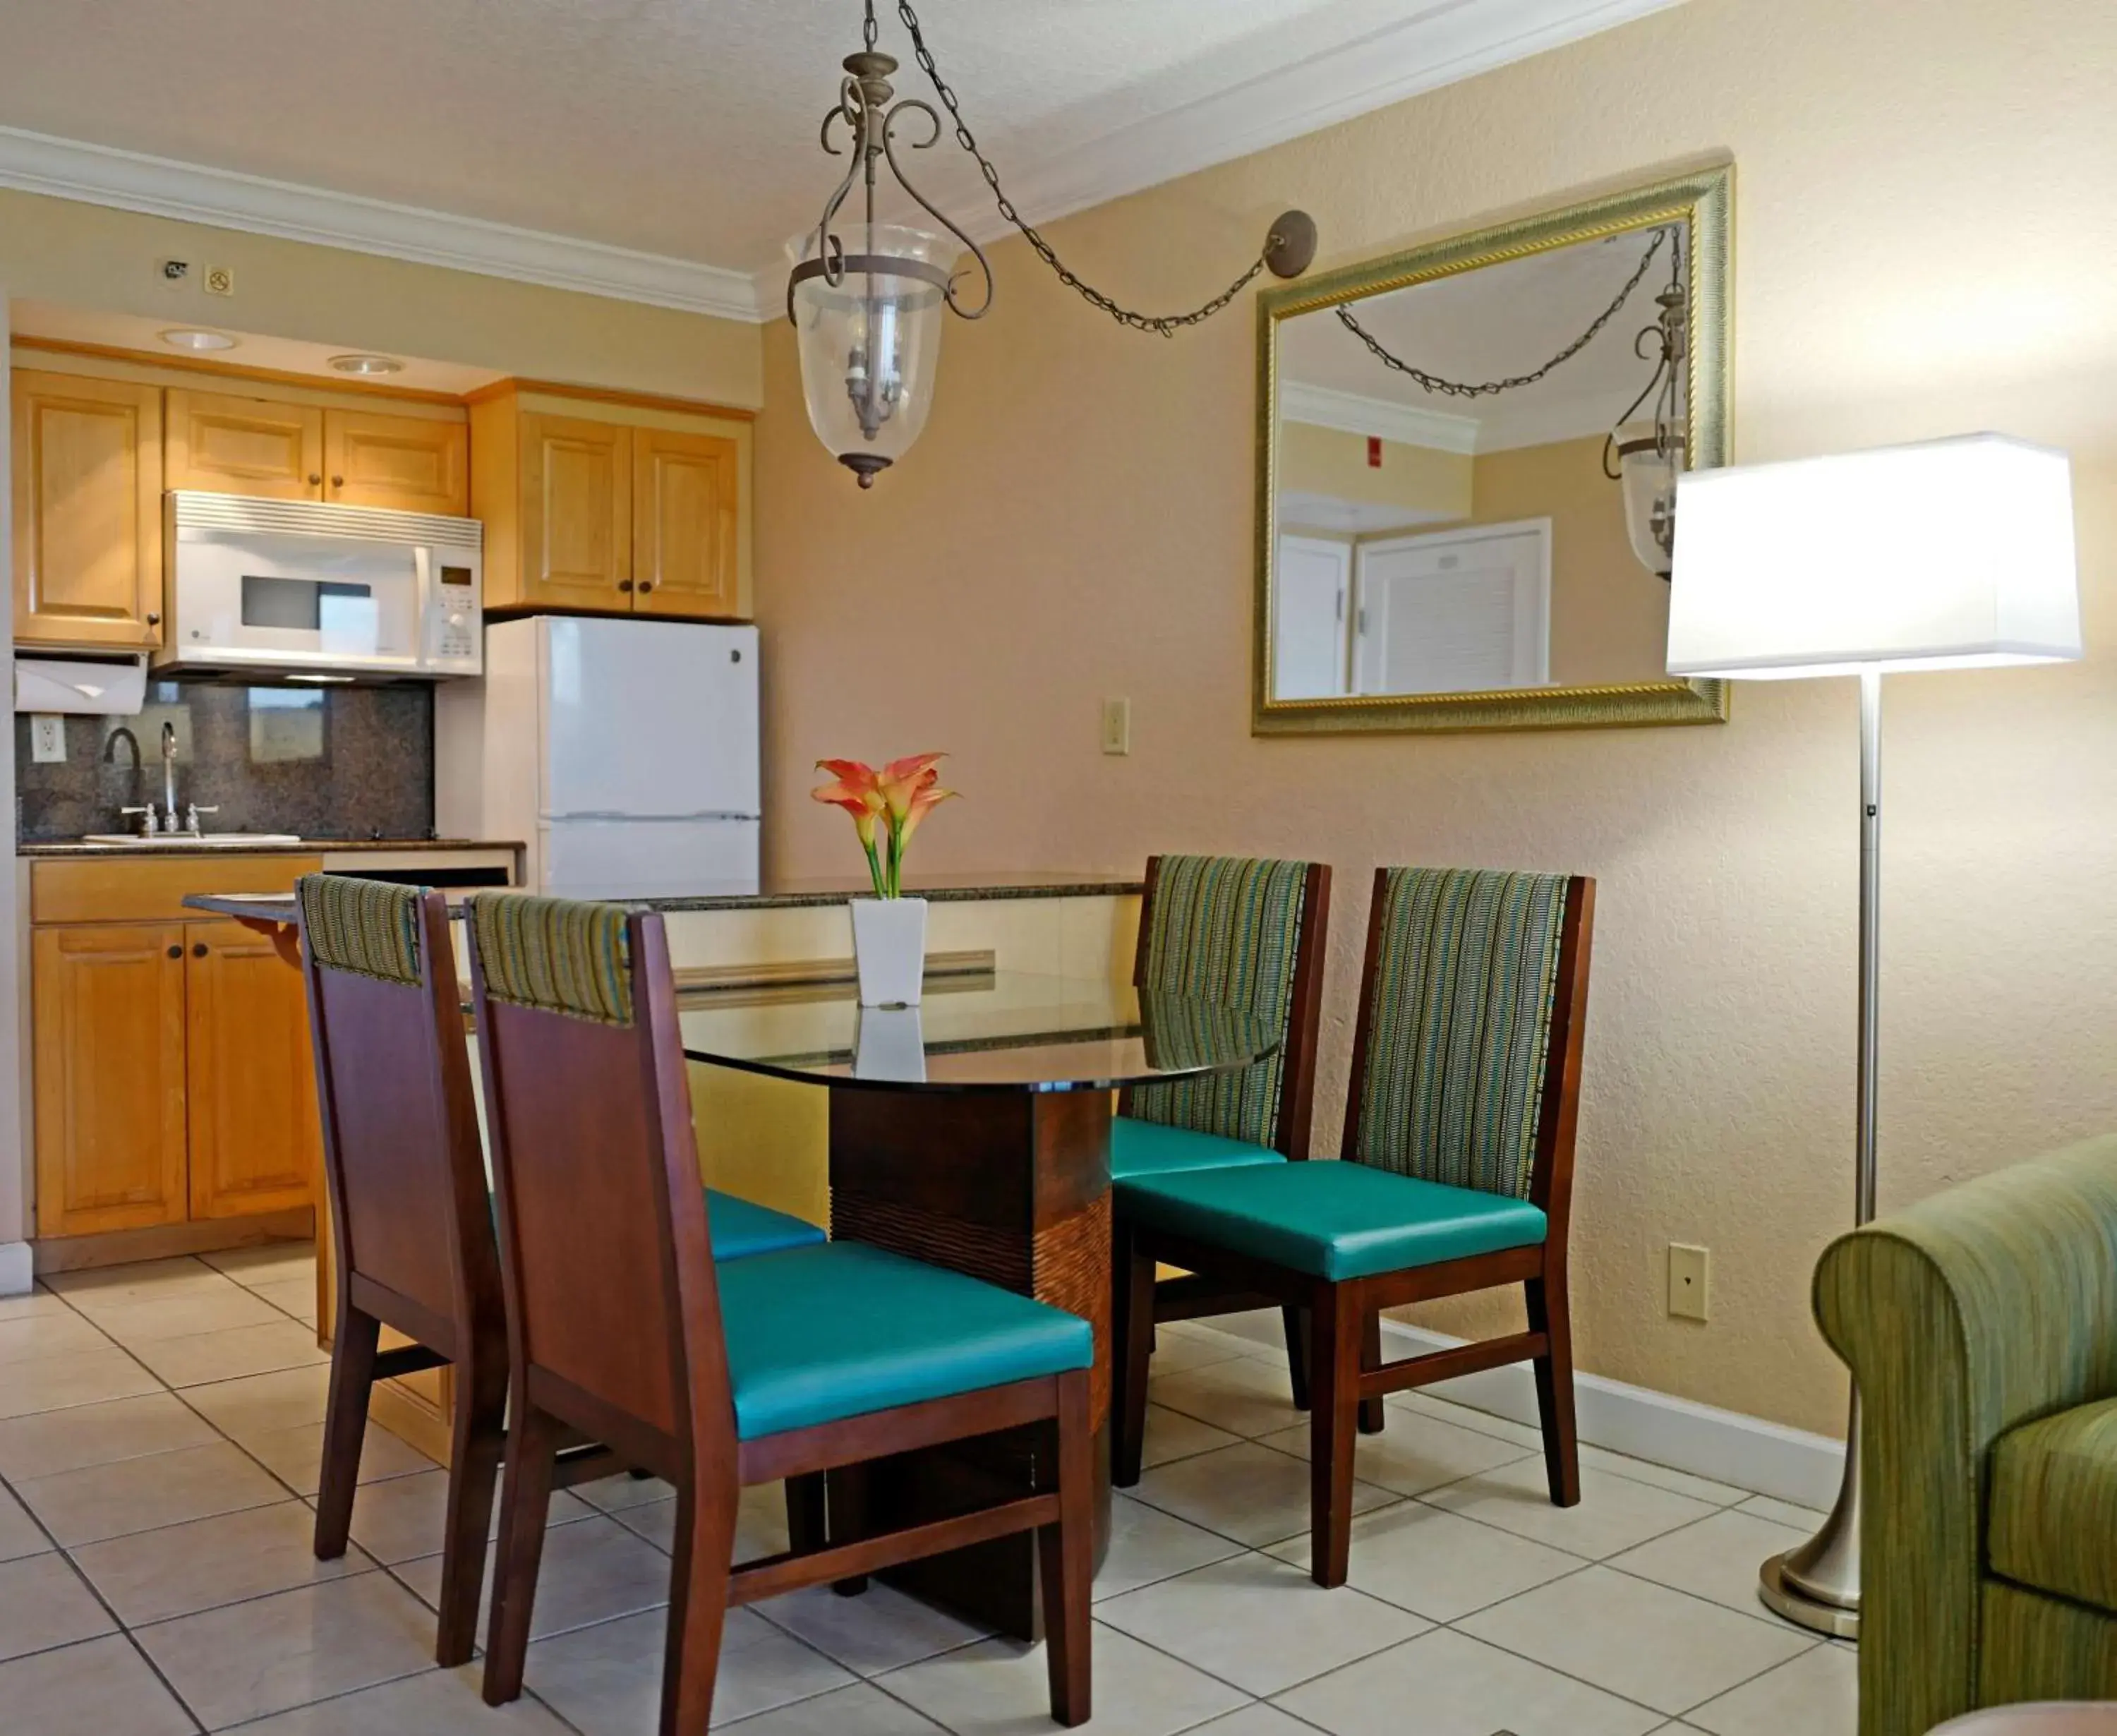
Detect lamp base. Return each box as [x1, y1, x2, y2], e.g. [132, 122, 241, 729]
[1759, 1551, 1861, 1639]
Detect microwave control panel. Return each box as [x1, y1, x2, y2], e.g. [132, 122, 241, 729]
[423, 559, 483, 674]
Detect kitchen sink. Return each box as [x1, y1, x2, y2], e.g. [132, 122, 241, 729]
[80, 833, 306, 848]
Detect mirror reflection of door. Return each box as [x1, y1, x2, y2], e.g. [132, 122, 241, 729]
[1354, 522, 1550, 695]
[1272, 534, 1352, 699]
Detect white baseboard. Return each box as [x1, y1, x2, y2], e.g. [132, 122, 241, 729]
[1377, 1317, 1846, 1510]
[0, 1241, 31, 1297]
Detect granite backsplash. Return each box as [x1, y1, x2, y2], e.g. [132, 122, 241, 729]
[16, 680, 435, 843]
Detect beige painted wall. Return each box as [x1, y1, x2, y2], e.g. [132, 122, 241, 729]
[756, 0, 2117, 1436]
[1279, 421, 1472, 522]
[0, 189, 762, 406]
[1468, 435, 1670, 686]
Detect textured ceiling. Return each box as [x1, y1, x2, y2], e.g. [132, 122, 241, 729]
[0, 1, 1667, 279]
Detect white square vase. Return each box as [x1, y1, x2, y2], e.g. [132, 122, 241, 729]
[850, 896, 928, 1007]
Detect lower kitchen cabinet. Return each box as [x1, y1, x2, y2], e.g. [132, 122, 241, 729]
[32, 908, 320, 1242]
[184, 919, 322, 1221]
[31, 923, 191, 1237]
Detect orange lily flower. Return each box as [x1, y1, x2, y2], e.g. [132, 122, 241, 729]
[896, 783, 958, 847]
[816, 752, 957, 898]
[812, 759, 888, 893]
[876, 752, 945, 822]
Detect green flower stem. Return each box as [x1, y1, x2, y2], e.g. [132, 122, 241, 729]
[861, 835, 886, 900]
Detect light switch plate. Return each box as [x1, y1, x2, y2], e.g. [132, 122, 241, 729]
[1101, 697, 1131, 756]
[1667, 1243, 1710, 1322]
[30, 715, 66, 763]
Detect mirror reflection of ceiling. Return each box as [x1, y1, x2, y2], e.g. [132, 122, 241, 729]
[1277, 226, 1680, 454]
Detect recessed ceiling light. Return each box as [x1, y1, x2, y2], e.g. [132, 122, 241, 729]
[160, 327, 239, 352]
[327, 353, 405, 376]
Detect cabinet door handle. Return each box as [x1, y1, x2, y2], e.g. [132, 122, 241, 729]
[192, 943, 209, 958]
[617, 579, 634, 592]
[166, 944, 183, 959]
[637, 580, 654, 593]
[308, 473, 322, 486]
[330, 475, 344, 488]
[146, 612, 160, 627]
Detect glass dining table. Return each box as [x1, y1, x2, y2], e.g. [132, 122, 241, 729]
[182, 895, 1278, 1637]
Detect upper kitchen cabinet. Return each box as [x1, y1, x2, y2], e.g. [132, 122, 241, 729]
[634, 427, 740, 618]
[321, 408, 469, 515]
[166, 387, 326, 500]
[11, 370, 166, 649]
[169, 387, 469, 515]
[471, 382, 752, 620]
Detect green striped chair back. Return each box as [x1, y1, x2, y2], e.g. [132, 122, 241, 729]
[469, 893, 637, 1027]
[1126, 854, 1317, 1150]
[297, 873, 424, 986]
[1349, 867, 1572, 1199]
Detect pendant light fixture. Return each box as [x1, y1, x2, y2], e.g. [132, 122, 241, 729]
[788, 0, 1317, 488]
[1603, 231, 1688, 579]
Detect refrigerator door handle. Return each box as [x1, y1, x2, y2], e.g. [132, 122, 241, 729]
[544, 810, 761, 823]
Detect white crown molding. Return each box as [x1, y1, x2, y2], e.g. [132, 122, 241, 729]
[0, 126, 768, 323]
[952, 0, 1687, 245]
[1473, 387, 1632, 451]
[1280, 379, 1481, 453]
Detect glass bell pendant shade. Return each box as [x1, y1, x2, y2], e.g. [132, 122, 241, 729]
[1613, 418, 1686, 579]
[788, 224, 959, 488]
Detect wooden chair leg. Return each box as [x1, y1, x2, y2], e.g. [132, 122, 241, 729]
[1112, 1222, 1157, 1488]
[828, 1459, 870, 1596]
[660, 1475, 738, 1736]
[1283, 1305, 1311, 1411]
[313, 1301, 380, 1560]
[1308, 1282, 1359, 1589]
[435, 1357, 507, 1668]
[1038, 1370, 1093, 1727]
[482, 1404, 560, 1706]
[784, 1471, 827, 1556]
[1358, 1308, 1387, 1435]
[1526, 1268, 1580, 1507]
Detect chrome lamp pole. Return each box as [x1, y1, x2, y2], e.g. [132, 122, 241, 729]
[1758, 665, 1880, 1639]
[1664, 435, 2083, 1646]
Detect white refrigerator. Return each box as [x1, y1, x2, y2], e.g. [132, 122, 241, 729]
[437, 615, 761, 900]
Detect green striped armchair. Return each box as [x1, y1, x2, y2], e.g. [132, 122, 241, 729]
[1815, 1137, 2117, 1736]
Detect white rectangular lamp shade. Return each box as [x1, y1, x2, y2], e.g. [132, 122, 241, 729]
[1666, 433, 2081, 679]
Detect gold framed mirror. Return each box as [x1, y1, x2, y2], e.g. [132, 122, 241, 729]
[1254, 165, 1732, 735]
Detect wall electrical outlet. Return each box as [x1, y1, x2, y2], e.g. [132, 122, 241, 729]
[204, 264, 235, 296]
[1100, 697, 1131, 756]
[1667, 1243, 1711, 1322]
[30, 715, 66, 763]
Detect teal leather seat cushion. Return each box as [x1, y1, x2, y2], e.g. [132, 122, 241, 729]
[1110, 1116, 1288, 1181]
[493, 1188, 821, 1262]
[1116, 1160, 1547, 1282]
[705, 1190, 826, 1261]
[716, 1241, 1093, 1440]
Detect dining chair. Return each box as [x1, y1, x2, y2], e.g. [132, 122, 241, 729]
[1112, 854, 1331, 1394]
[467, 893, 1095, 1730]
[298, 874, 826, 1668]
[1111, 866, 1595, 1587]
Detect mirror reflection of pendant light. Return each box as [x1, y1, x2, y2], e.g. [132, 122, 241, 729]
[1604, 237, 1689, 579]
[789, 0, 1317, 488]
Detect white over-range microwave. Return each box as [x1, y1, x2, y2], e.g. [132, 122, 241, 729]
[157, 491, 483, 682]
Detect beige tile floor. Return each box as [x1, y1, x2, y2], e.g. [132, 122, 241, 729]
[0, 1246, 1857, 1735]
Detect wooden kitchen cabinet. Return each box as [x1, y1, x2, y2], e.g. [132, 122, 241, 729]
[185, 919, 322, 1220]
[471, 382, 752, 619]
[32, 924, 191, 1238]
[166, 387, 326, 500]
[633, 427, 740, 617]
[29, 857, 322, 1250]
[322, 409, 468, 515]
[11, 370, 165, 649]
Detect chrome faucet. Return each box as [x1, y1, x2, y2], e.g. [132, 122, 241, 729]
[119, 723, 215, 837]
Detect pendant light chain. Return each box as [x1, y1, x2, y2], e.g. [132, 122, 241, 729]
[1334, 228, 1669, 399]
[887, 0, 1274, 335]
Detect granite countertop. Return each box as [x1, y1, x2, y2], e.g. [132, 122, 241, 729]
[20, 838, 524, 859]
[183, 872, 1142, 926]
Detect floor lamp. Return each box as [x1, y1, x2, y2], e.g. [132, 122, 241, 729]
[1665, 433, 2083, 1639]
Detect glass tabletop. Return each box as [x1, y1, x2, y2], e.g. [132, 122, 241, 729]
[677, 970, 1278, 1093]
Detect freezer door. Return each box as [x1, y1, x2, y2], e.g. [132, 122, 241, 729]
[538, 817, 761, 901]
[542, 617, 760, 821]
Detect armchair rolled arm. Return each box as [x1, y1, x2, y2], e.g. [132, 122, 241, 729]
[1814, 1135, 2117, 1736]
